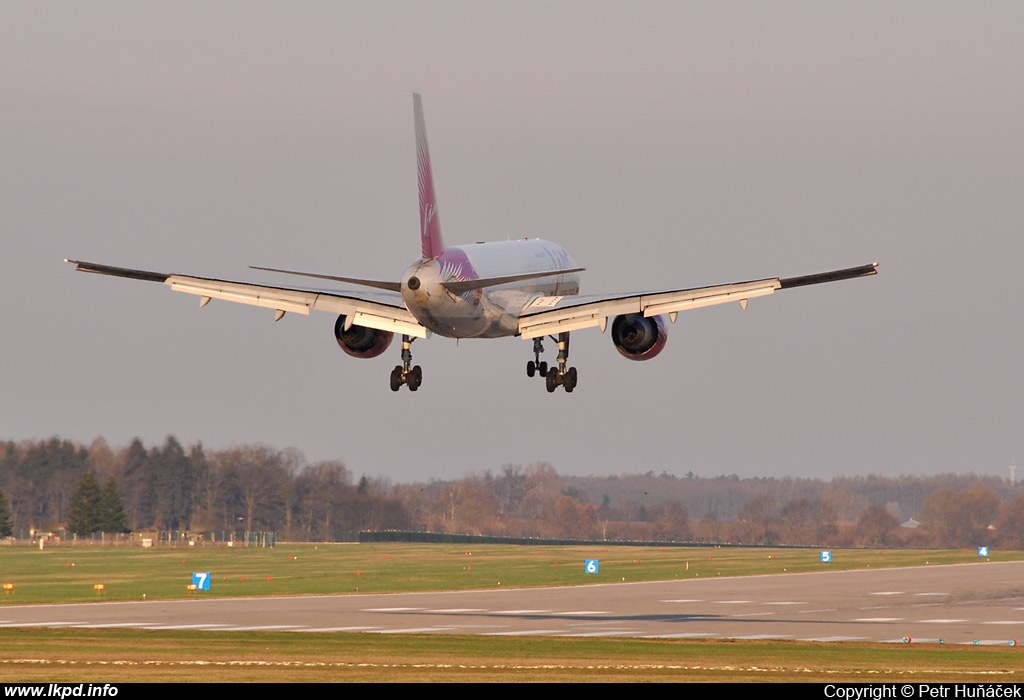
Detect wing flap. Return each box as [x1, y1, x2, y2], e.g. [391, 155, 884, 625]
[519, 280, 779, 339]
[68, 259, 428, 338]
[169, 274, 427, 336]
[168, 276, 316, 315]
[311, 295, 426, 337]
[641, 279, 780, 316]
[519, 297, 641, 338]
[518, 264, 876, 339]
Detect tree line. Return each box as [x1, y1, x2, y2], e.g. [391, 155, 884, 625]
[1, 436, 1022, 548]
[0, 437, 409, 540]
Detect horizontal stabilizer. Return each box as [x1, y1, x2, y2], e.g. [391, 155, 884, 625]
[442, 268, 585, 294]
[250, 265, 402, 292]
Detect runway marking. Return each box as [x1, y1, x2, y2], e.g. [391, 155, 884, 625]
[432, 608, 485, 613]
[364, 607, 423, 612]
[661, 599, 704, 604]
[644, 632, 714, 639]
[765, 601, 805, 606]
[292, 626, 379, 632]
[854, 617, 903, 623]
[551, 610, 608, 616]
[960, 639, 1011, 646]
[219, 625, 304, 631]
[373, 627, 459, 634]
[871, 591, 904, 596]
[982, 620, 1024, 625]
[736, 612, 775, 617]
[715, 600, 754, 604]
[920, 619, 967, 624]
[804, 636, 868, 642]
[568, 631, 643, 637]
[666, 616, 715, 621]
[485, 629, 563, 636]
[144, 624, 229, 630]
[915, 592, 948, 596]
[493, 609, 548, 615]
[732, 634, 792, 640]
[798, 608, 836, 614]
[0, 621, 76, 627]
[67, 622, 151, 628]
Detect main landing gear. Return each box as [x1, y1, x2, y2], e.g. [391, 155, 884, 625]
[526, 337, 548, 378]
[390, 334, 422, 392]
[527, 332, 577, 393]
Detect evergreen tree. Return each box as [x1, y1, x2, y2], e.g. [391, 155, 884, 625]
[99, 477, 130, 533]
[67, 471, 102, 536]
[153, 436, 194, 530]
[0, 488, 13, 537]
[121, 437, 153, 530]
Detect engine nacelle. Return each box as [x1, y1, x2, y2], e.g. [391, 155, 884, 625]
[611, 313, 667, 361]
[334, 315, 394, 359]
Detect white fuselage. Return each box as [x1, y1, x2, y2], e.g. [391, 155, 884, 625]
[400, 238, 579, 338]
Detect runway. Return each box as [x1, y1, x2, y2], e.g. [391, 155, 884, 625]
[2, 561, 1023, 644]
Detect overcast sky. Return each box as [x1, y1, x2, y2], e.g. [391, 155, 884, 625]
[3, 2, 1022, 482]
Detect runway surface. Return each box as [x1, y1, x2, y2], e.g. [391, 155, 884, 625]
[2, 561, 1023, 644]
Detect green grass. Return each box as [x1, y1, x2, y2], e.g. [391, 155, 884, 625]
[0, 628, 1020, 682]
[0, 543, 1021, 681]
[1, 542, 1015, 604]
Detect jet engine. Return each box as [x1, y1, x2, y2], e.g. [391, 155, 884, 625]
[334, 315, 394, 359]
[610, 313, 667, 361]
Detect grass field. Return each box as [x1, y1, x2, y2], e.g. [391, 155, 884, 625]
[2, 542, 1014, 603]
[2, 628, 1022, 682]
[1, 543, 1021, 682]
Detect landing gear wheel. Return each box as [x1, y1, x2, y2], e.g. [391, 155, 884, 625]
[534, 332, 575, 393]
[390, 334, 423, 392]
[564, 366, 578, 392]
[408, 365, 423, 391]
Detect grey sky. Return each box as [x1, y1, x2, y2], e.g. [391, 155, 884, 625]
[3, 2, 1022, 481]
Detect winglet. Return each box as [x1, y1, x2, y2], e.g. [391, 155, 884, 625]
[778, 262, 878, 289]
[415, 93, 445, 260]
[66, 258, 170, 284]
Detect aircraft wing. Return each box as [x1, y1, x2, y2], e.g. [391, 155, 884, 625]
[517, 262, 877, 339]
[66, 260, 427, 338]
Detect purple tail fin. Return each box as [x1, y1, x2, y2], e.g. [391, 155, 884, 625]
[415, 93, 445, 260]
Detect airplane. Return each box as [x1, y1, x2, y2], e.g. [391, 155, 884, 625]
[67, 93, 877, 393]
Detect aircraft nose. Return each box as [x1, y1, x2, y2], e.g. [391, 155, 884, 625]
[407, 276, 421, 290]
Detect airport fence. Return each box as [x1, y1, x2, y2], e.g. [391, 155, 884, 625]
[4, 530, 278, 548]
